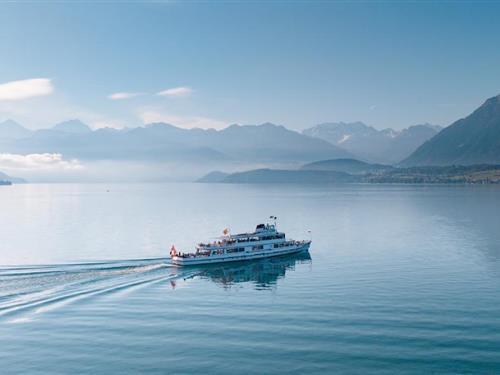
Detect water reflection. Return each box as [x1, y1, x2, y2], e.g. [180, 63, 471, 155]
[190, 251, 311, 290]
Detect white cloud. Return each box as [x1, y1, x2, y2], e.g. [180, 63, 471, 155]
[138, 109, 227, 130]
[108, 92, 144, 100]
[0, 153, 83, 171]
[0, 78, 53, 101]
[157, 86, 193, 98]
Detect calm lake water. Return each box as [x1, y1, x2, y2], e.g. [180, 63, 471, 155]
[1, 183, 499, 374]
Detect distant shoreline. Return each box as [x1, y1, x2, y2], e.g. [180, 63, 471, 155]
[198, 163, 500, 185]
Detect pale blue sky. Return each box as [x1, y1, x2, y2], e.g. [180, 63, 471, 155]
[0, 1, 499, 130]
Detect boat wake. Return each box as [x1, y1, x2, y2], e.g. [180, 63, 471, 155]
[0, 258, 192, 323]
[0, 252, 312, 323]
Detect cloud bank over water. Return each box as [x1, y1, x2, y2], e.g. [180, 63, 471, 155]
[0, 153, 83, 171]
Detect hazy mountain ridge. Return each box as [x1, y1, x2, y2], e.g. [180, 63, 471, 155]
[0, 121, 350, 164]
[52, 120, 92, 134]
[0, 119, 441, 167]
[3, 91, 500, 183]
[0, 120, 33, 140]
[303, 122, 442, 164]
[403, 94, 500, 166]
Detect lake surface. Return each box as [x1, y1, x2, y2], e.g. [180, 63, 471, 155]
[1, 183, 500, 374]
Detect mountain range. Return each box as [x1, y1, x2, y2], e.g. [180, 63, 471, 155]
[303, 122, 442, 164]
[0, 119, 439, 167]
[403, 94, 500, 166]
[2, 92, 500, 181]
[0, 121, 350, 164]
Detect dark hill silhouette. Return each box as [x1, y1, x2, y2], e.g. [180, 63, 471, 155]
[301, 158, 393, 174]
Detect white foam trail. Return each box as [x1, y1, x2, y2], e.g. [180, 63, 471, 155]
[0, 260, 180, 322]
[7, 316, 33, 324]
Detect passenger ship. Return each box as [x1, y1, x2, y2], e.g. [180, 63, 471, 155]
[170, 218, 311, 266]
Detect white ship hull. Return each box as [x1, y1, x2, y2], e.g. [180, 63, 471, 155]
[171, 241, 310, 266]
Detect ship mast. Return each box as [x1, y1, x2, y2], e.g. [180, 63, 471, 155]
[269, 215, 277, 228]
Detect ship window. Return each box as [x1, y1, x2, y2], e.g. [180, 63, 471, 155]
[227, 247, 245, 253]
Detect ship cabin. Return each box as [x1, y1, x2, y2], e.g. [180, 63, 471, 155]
[195, 223, 288, 256]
